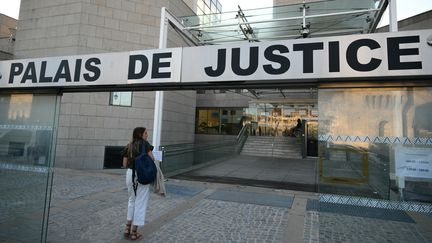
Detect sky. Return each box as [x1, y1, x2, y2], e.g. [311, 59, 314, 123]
[1, 0, 432, 27]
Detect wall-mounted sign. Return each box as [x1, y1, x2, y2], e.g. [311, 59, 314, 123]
[182, 29, 432, 82]
[395, 147, 432, 179]
[0, 49, 182, 89]
[0, 29, 431, 90]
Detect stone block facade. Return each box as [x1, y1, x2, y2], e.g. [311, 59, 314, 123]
[14, 0, 197, 169]
[0, 14, 16, 59]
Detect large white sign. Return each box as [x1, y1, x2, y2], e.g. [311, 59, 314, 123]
[0, 48, 182, 89]
[0, 29, 431, 90]
[182, 29, 432, 82]
[395, 147, 432, 179]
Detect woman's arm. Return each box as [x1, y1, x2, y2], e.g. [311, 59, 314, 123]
[147, 151, 155, 161]
[122, 157, 128, 168]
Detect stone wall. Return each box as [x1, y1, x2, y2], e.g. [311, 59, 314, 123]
[15, 0, 196, 169]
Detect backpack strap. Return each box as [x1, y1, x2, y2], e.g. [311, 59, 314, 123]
[131, 142, 138, 195]
[132, 141, 147, 196]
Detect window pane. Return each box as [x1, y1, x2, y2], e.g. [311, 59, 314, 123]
[196, 108, 220, 134]
[207, 108, 220, 134]
[221, 108, 245, 135]
[110, 92, 132, 107]
[196, 109, 208, 134]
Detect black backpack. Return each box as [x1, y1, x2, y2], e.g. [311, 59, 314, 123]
[131, 141, 157, 194]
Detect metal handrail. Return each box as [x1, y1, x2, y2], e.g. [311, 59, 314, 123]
[235, 124, 250, 154]
[236, 123, 249, 142]
[271, 121, 280, 158]
[160, 140, 236, 156]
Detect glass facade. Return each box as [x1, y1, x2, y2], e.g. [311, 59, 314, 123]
[196, 107, 245, 135]
[196, 104, 318, 137]
[179, 0, 386, 44]
[246, 103, 317, 137]
[318, 87, 432, 201]
[0, 94, 59, 242]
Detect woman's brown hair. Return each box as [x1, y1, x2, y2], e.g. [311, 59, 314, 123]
[127, 127, 146, 158]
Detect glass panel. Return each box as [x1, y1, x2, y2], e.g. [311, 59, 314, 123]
[179, 0, 385, 44]
[195, 108, 220, 134]
[246, 103, 317, 138]
[306, 120, 318, 157]
[161, 140, 237, 174]
[220, 108, 245, 135]
[317, 87, 432, 243]
[0, 94, 58, 242]
[318, 87, 432, 201]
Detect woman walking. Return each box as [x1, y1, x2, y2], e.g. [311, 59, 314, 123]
[122, 127, 155, 240]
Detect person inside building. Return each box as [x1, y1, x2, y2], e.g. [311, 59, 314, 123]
[296, 118, 302, 130]
[288, 119, 302, 137]
[121, 127, 155, 240]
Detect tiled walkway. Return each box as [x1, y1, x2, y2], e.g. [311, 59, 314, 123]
[45, 168, 432, 243]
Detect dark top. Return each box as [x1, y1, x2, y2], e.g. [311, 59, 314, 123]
[121, 140, 154, 169]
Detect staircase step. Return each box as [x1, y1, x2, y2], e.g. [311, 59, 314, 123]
[240, 136, 303, 159]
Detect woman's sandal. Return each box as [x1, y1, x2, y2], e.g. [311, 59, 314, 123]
[123, 223, 131, 238]
[130, 229, 142, 241]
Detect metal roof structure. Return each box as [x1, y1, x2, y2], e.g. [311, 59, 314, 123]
[177, 0, 388, 100]
[179, 0, 387, 45]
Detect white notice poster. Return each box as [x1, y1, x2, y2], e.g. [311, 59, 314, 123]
[152, 150, 163, 162]
[395, 147, 432, 179]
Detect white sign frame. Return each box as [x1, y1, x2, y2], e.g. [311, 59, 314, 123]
[0, 29, 431, 90]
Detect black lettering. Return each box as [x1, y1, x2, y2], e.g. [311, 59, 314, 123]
[39, 61, 53, 83]
[151, 52, 172, 79]
[74, 59, 82, 82]
[205, 49, 226, 77]
[83, 58, 101, 82]
[387, 36, 422, 70]
[346, 39, 382, 71]
[9, 63, 23, 83]
[232, 47, 259, 76]
[263, 45, 290, 75]
[329, 41, 340, 72]
[128, 55, 149, 79]
[293, 42, 324, 73]
[53, 60, 71, 82]
[21, 62, 37, 83]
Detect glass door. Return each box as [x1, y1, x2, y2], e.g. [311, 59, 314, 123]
[0, 94, 59, 242]
[306, 120, 318, 157]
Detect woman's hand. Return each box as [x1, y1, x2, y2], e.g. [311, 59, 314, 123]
[122, 157, 128, 168]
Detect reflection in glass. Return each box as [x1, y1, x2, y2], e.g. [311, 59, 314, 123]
[196, 108, 221, 134]
[318, 88, 432, 202]
[246, 103, 317, 137]
[0, 94, 58, 242]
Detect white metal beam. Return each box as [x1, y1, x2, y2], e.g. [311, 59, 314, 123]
[153, 7, 200, 150]
[184, 8, 379, 31]
[152, 7, 169, 151]
[389, 0, 398, 32]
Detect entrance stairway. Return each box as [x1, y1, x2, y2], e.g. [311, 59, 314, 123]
[240, 136, 302, 159]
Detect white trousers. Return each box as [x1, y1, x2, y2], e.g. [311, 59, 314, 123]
[126, 169, 150, 226]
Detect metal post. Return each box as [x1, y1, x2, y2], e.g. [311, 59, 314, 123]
[153, 7, 168, 151]
[389, 0, 398, 32]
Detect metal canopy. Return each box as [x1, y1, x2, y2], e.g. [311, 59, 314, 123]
[179, 0, 387, 45]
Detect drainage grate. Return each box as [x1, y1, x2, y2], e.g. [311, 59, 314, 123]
[207, 190, 294, 208]
[165, 184, 204, 197]
[306, 199, 415, 223]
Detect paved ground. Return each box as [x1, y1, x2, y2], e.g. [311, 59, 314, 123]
[45, 168, 432, 243]
[47, 168, 316, 243]
[2, 166, 431, 242]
